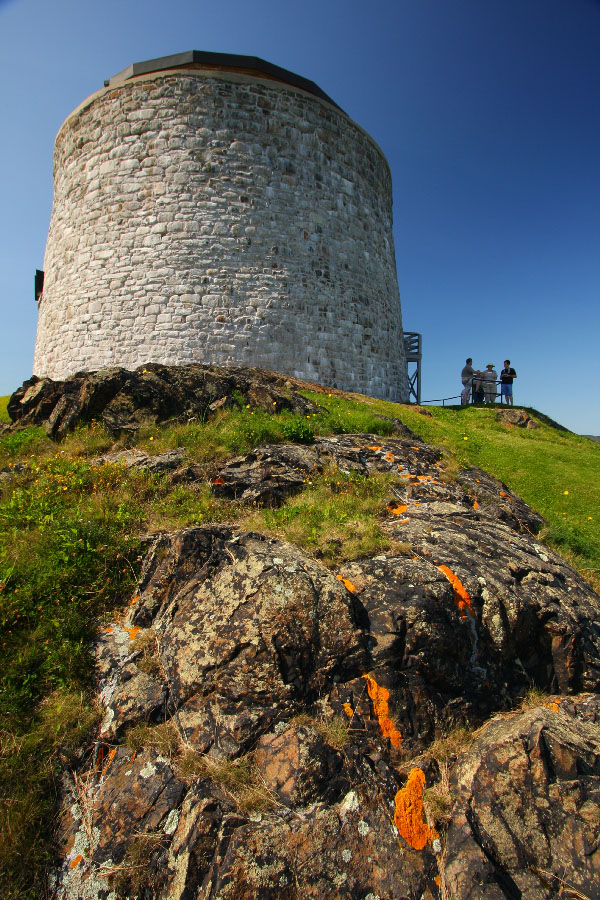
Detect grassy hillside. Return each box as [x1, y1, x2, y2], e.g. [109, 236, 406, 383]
[0, 393, 598, 898]
[0, 397, 8, 422]
[327, 395, 600, 588]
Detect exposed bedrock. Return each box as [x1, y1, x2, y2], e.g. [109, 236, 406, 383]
[445, 698, 600, 899]
[7, 364, 322, 438]
[51, 429, 600, 899]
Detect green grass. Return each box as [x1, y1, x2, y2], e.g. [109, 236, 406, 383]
[244, 469, 400, 567]
[0, 398, 9, 422]
[0, 391, 598, 898]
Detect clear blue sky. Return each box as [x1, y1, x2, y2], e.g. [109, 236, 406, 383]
[1, 0, 599, 433]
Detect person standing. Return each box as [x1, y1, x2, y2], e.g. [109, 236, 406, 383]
[461, 358, 475, 405]
[482, 363, 498, 404]
[500, 360, 517, 405]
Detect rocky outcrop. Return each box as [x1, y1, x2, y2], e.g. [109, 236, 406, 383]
[91, 447, 187, 474]
[7, 364, 322, 439]
[49, 417, 600, 899]
[210, 434, 435, 506]
[496, 408, 539, 429]
[55, 513, 600, 899]
[445, 696, 600, 899]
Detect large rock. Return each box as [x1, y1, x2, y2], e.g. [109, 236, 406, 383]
[200, 752, 439, 900]
[210, 433, 436, 505]
[91, 446, 187, 473]
[126, 527, 368, 756]
[444, 697, 600, 899]
[56, 747, 186, 900]
[7, 364, 321, 438]
[335, 512, 600, 751]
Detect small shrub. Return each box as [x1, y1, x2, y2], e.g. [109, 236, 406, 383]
[110, 831, 168, 899]
[243, 470, 393, 567]
[177, 752, 277, 813]
[428, 726, 473, 765]
[289, 713, 350, 751]
[520, 686, 551, 710]
[424, 785, 454, 826]
[124, 721, 180, 758]
[281, 416, 315, 444]
[315, 715, 350, 751]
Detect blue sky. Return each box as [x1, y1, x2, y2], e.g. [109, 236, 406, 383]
[1, 0, 598, 432]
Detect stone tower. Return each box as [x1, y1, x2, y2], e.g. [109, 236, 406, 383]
[34, 51, 409, 402]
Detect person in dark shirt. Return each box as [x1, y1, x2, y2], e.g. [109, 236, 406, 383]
[461, 358, 475, 405]
[500, 360, 517, 406]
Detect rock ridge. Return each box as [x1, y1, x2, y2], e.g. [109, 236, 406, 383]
[52, 429, 600, 899]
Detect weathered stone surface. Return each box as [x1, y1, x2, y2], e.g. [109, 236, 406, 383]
[50, 413, 600, 900]
[444, 699, 600, 899]
[91, 446, 186, 473]
[7, 364, 320, 438]
[202, 796, 432, 900]
[56, 748, 185, 900]
[458, 467, 545, 533]
[100, 663, 166, 739]
[211, 442, 319, 505]
[127, 527, 368, 756]
[254, 724, 344, 807]
[94, 623, 167, 738]
[496, 408, 540, 428]
[336, 511, 600, 750]
[210, 436, 544, 539]
[211, 433, 437, 505]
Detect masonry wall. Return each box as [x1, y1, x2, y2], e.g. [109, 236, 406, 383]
[34, 68, 409, 401]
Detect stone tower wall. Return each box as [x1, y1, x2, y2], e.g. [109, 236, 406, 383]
[34, 67, 409, 401]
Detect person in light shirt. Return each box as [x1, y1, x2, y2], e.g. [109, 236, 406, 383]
[482, 363, 498, 404]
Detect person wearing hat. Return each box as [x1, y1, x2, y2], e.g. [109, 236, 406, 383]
[482, 363, 498, 404]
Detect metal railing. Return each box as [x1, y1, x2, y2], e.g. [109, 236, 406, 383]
[419, 382, 505, 406]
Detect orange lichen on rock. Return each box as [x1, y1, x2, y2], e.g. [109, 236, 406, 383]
[212, 477, 225, 485]
[362, 674, 402, 748]
[368, 445, 382, 451]
[437, 565, 474, 618]
[70, 855, 83, 869]
[384, 451, 395, 462]
[336, 574, 357, 593]
[387, 503, 408, 516]
[101, 747, 117, 778]
[343, 702, 354, 718]
[124, 626, 141, 641]
[473, 501, 479, 510]
[393, 767, 437, 850]
[546, 699, 561, 712]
